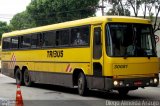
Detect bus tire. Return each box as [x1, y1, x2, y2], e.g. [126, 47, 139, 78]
[78, 73, 88, 96]
[118, 89, 129, 96]
[15, 68, 23, 85]
[23, 69, 32, 87]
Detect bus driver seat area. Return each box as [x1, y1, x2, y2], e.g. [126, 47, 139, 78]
[112, 30, 125, 56]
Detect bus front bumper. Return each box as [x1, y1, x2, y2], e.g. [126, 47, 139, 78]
[111, 76, 159, 90]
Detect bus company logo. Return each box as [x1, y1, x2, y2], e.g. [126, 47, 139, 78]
[9, 53, 16, 69]
[66, 64, 72, 72]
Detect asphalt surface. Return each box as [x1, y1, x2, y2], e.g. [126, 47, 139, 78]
[0, 74, 160, 106]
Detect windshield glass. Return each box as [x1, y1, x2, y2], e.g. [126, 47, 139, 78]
[106, 23, 156, 57]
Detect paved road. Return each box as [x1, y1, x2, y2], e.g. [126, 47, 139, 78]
[0, 74, 160, 106]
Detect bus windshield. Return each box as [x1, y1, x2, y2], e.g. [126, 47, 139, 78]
[106, 23, 157, 57]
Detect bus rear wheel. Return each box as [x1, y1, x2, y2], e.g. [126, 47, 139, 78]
[78, 73, 88, 96]
[23, 69, 32, 87]
[15, 68, 23, 85]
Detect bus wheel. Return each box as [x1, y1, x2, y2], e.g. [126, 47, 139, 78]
[78, 73, 88, 96]
[118, 89, 129, 96]
[15, 68, 23, 85]
[23, 69, 32, 87]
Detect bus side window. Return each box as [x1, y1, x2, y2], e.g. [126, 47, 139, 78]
[37, 33, 44, 48]
[93, 27, 102, 59]
[11, 37, 18, 49]
[71, 28, 79, 45]
[2, 37, 11, 50]
[31, 34, 37, 48]
[71, 26, 90, 46]
[43, 31, 56, 47]
[81, 26, 90, 45]
[22, 35, 31, 48]
[60, 30, 69, 46]
[56, 30, 69, 46]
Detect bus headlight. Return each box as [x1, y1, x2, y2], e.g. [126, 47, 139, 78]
[154, 78, 158, 83]
[113, 81, 118, 86]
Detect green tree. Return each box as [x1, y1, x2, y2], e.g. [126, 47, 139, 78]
[127, 0, 142, 17]
[10, 11, 36, 30]
[27, 0, 99, 26]
[0, 21, 10, 39]
[137, 0, 160, 33]
[106, 0, 160, 33]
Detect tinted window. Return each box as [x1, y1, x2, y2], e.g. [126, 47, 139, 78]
[56, 30, 69, 46]
[71, 26, 90, 46]
[2, 37, 11, 49]
[106, 23, 156, 57]
[37, 33, 44, 48]
[11, 37, 19, 49]
[21, 35, 31, 48]
[43, 31, 56, 47]
[31, 34, 37, 48]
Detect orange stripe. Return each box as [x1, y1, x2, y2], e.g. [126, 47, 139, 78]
[66, 64, 70, 72]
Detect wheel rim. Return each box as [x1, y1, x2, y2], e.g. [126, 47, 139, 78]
[78, 77, 83, 93]
[16, 71, 21, 83]
[24, 71, 29, 84]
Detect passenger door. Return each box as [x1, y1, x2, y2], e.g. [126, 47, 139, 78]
[91, 25, 104, 89]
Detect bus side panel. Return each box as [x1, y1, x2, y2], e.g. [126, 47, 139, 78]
[1, 61, 15, 78]
[1, 52, 15, 78]
[25, 48, 91, 88]
[30, 71, 74, 87]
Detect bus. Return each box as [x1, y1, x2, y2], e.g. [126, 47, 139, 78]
[1, 16, 159, 96]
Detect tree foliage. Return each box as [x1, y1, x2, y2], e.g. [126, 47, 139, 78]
[0, 21, 10, 39]
[127, 0, 141, 17]
[10, 0, 99, 30]
[106, 0, 160, 33]
[106, 0, 130, 16]
[10, 11, 36, 30]
[127, 0, 160, 33]
[27, 0, 99, 26]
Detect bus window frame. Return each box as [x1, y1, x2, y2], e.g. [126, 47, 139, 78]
[2, 25, 91, 51]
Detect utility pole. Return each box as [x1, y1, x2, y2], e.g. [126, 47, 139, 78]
[102, 0, 104, 16]
[97, 0, 106, 16]
[135, 0, 137, 16]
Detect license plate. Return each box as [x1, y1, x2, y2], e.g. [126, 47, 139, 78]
[134, 81, 142, 86]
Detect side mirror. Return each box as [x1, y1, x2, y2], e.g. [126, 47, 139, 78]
[155, 35, 159, 43]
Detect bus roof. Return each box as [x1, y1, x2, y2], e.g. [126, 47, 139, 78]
[2, 16, 151, 38]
